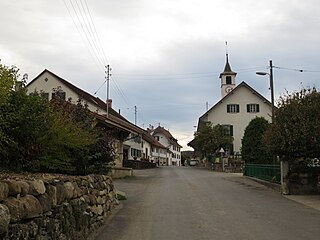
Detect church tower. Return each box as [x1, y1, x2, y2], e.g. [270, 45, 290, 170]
[220, 53, 237, 98]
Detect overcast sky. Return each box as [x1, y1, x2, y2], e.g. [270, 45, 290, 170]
[1, 0, 320, 150]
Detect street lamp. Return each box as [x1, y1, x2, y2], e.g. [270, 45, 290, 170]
[256, 60, 275, 123]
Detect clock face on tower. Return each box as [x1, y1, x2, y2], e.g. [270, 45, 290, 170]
[225, 86, 233, 93]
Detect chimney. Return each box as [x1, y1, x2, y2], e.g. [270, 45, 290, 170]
[106, 99, 112, 108]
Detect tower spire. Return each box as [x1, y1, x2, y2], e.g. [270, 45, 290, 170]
[226, 41, 229, 63]
[220, 41, 237, 98]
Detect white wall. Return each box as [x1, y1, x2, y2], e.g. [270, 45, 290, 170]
[27, 71, 107, 115]
[153, 132, 181, 166]
[203, 85, 271, 154]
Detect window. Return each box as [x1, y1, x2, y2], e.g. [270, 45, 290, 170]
[222, 125, 233, 136]
[247, 104, 260, 113]
[131, 148, 141, 158]
[52, 91, 66, 100]
[155, 136, 160, 141]
[226, 76, 232, 84]
[41, 92, 49, 100]
[227, 104, 240, 113]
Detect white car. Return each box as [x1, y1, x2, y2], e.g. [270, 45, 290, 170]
[189, 159, 198, 166]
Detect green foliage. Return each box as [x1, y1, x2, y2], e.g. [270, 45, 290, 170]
[40, 96, 115, 175]
[265, 88, 320, 162]
[0, 88, 52, 171]
[0, 64, 116, 174]
[181, 151, 192, 163]
[192, 123, 233, 160]
[0, 62, 19, 155]
[0, 61, 18, 104]
[87, 127, 116, 174]
[241, 117, 272, 164]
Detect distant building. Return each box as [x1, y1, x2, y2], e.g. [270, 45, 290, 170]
[150, 126, 182, 166]
[190, 55, 272, 156]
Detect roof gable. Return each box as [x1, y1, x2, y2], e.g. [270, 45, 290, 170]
[28, 69, 127, 121]
[199, 81, 271, 121]
[152, 126, 182, 148]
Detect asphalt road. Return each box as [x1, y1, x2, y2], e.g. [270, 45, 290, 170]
[95, 167, 320, 240]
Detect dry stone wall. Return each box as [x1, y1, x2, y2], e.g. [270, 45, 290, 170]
[0, 173, 118, 239]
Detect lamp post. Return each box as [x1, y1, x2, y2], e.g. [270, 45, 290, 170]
[256, 60, 275, 123]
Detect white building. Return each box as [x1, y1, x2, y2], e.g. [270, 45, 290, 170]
[193, 55, 272, 155]
[150, 126, 182, 166]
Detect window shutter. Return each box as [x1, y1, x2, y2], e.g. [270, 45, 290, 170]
[236, 104, 240, 113]
[247, 104, 250, 112]
[256, 104, 260, 112]
[227, 105, 230, 113]
[230, 125, 234, 136]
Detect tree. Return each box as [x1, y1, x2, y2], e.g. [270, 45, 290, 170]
[241, 117, 272, 164]
[192, 123, 233, 160]
[0, 81, 116, 174]
[265, 88, 320, 162]
[41, 95, 98, 174]
[0, 61, 18, 104]
[0, 89, 53, 171]
[0, 63, 116, 174]
[0, 62, 19, 154]
[87, 127, 116, 173]
[45, 94, 116, 174]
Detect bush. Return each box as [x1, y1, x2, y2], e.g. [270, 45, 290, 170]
[265, 88, 320, 162]
[0, 63, 116, 174]
[241, 117, 272, 164]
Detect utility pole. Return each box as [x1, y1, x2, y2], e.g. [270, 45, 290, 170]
[134, 105, 137, 125]
[269, 60, 275, 123]
[256, 60, 275, 123]
[105, 65, 111, 117]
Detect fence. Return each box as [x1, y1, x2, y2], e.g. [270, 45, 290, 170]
[244, 164, 281, 184]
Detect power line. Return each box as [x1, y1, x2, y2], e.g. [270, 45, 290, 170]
[63, 0, 131, 107]
[110, 75, 132, 107]
[82, 0, 109, 65]
[67, 0, 105, 69]
[274, 66, 320, 73]
[113, 66, 267, 81]
[63, 0, 103, 72]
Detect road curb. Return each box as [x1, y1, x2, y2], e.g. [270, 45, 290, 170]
[88, 203, 124, 240]
[245, 176, 281, 192]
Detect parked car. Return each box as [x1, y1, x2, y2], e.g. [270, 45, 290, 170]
[189, 159, 198, 166]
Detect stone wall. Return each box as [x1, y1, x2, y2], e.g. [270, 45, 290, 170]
[288, 172, 320, 194]
[109, 167, 133, 179]
[0, 173, 118, 239]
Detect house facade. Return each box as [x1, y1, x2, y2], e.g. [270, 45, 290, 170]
[192, 56, 272, 156]
[150, 126, 182, 166]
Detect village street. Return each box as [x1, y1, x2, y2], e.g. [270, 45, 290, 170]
[95, 167, 320, 240]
